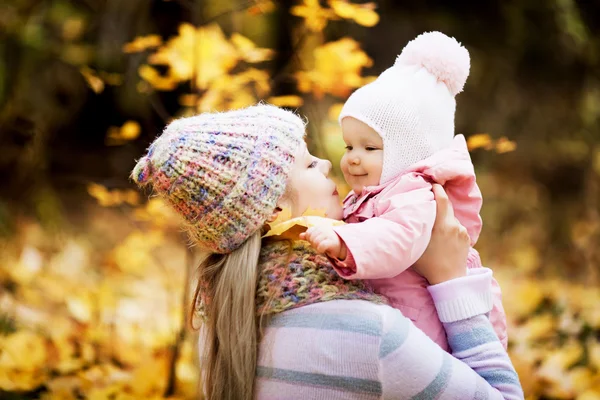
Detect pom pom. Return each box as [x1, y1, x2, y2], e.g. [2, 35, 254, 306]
[131, 155, 153, 186]
[395, 31, 470, 96]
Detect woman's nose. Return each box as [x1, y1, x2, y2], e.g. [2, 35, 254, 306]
[319, 159, 332, 176]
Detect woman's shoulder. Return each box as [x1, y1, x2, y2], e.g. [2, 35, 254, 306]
[266, 299, 407, 337]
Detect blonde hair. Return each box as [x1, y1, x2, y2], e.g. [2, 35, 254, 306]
[191, 231, 263, 400]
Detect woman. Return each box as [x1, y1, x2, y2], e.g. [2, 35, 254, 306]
[132, 104, 523, 399]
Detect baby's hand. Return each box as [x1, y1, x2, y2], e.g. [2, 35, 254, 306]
[300, 226, 347, 260]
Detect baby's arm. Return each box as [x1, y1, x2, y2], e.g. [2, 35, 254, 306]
[331, 174, 436, 280]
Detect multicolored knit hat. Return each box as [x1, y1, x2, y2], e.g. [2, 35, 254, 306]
[131, 104, 306, 254]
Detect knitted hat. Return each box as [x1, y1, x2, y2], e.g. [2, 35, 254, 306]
[131, 104, 306, 254]
[339, 31, 470, 184]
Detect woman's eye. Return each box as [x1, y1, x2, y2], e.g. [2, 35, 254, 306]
[308, 161, 318, 168]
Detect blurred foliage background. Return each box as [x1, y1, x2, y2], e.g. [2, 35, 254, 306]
[0, 0, 599, 399]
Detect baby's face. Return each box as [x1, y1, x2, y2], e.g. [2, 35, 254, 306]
[340, 117, 383, 195]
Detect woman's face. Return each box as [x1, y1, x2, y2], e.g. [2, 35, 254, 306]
[280, 143, 343, 220]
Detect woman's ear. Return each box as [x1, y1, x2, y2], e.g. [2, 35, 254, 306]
[266, 207, 282, 223]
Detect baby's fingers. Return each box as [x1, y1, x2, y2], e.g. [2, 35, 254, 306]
[300, 227, 316, 241]
[316, 239, 333, 254]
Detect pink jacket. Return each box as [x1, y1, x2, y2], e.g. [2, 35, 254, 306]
[331, 135, 508, 350]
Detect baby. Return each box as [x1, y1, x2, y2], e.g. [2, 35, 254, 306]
[303, 31, 507, 351]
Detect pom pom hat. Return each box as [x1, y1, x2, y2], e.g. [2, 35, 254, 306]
[131, 104, 305, 254]
[339, 31, 470, 184]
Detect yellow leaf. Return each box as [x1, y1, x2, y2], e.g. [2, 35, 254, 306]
[87, 183, 112, 207]
[231, 33, 275, 63]
[270, 207, 293, 227]
[495, 137, 517, 153]
[504, 279, 545, 319]
[138, 65, 178, 91]
[329, 1, 379, 27]
[148, 23, 239, 90]
[10, 246, 43, 284]
[0, 331, 47, 371]
[467, 133, 493, 151]
[291, 0, 336, 32]
[267, 95, 304, 107]
[521, 314, 555, 341]
[296, 38, 372, 98]
[329, 0, 354, 18]
[80, 67, 104, 93]
[66, 294, 93, 323]
[121, 121, 141, 140]
[123, 34, 163, 53]
[263, 216, 345, 239]
[106, 121, 141, 145]
[352, 7, 380, 27]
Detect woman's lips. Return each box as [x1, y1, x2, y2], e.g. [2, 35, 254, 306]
[333, 188, 339, 195]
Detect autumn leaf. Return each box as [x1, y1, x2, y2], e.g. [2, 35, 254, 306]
[291, 0, 336, 32]
[495, 136, 517, 153]
[123, 34, 163, 53]
[138, 65, 178, 91]
[148, 23, 238, 90]
[329, 0, 380, 27]
[231, 33, 275, 63]
[87, 183, 140, 207]
[80, 67, 104, 93]
[106, 121, 141, 146]
[467, 133, 494, 151]
[296, 38, 373, 98]
[196, 68, 271, 112]
[263, 207, 344, 238]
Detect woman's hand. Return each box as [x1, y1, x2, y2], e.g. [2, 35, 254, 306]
[413, 184, 470, 285]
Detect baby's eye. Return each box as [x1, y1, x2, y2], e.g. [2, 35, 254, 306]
[345, 146, 353, 151]
[366, 147, 378, 151]
[308, 161, 318, 168]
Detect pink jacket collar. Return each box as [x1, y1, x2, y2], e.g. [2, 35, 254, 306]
[343, 134, 471, 207]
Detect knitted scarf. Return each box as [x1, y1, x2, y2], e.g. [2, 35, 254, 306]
[255, 240, 386, 316]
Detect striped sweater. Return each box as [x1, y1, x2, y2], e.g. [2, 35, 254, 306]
[255, 269, 523, 399]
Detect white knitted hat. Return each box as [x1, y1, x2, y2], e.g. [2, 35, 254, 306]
[339, 31, 470, 184]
